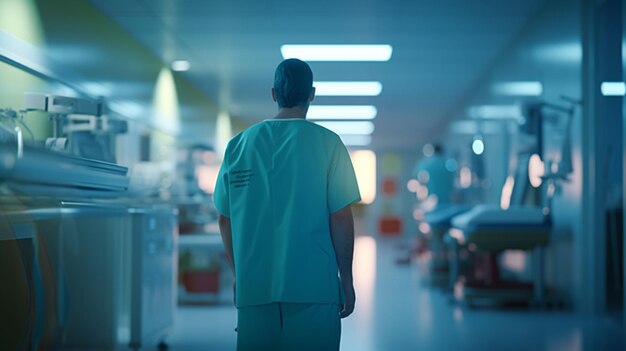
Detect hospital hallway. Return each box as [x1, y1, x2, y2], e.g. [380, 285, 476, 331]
[4, 0, 626, 350]
[166, 236, 626, 351]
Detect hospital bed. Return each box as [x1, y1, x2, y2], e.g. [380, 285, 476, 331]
[417, 204, 472, 286]
[444, 101, 575, 306]
[446, 152, 552, 306]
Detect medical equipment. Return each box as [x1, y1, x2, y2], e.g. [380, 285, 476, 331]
[1, 202, 177, 350]
[446, 99, 579, 307]
[23, 93, 127, 163]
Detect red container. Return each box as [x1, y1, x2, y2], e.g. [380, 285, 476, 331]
[379, 216, 402, 236]
[183, 270, 220, 293]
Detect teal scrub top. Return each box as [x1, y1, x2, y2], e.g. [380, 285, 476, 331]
[214, 119, 361, 308]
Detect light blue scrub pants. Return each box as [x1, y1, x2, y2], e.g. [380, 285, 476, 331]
[237, 303, 341, 351]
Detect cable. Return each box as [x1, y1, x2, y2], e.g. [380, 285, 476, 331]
[17, 111, 35, 143]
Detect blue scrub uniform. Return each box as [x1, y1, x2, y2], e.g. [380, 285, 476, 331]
[214, 118, 360, 350]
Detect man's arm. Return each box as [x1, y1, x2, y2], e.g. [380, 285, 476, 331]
[218, 214, 235, 274]
[329, 205, 356, 318]
[218, 214, 236, 305]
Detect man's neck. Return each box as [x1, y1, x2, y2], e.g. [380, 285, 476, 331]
[274, 106, 309, 120]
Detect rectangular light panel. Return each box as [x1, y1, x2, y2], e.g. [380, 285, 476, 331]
[308, 105, 377, 120]
[281, 45, 393, 61]
[315, 121, 375, 135]
[492, 81, 543, 96]
[601, 82, 626, 96]
[313, 81, 383, 96]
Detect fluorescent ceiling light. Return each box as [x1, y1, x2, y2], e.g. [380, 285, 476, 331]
[469, 105, 522, 120]
[313, 81, 383, 96]
[315, 121, 375, 135]
[308, 105, 377, 120]
[171, 60, 191, 72]
[340, 135, 372, 146]
[492, 81, 543, 96]
[281, 45, 393, 61]
[601, 82, 626, 96]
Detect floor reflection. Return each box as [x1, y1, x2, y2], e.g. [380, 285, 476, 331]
[168, 236, 625, 351]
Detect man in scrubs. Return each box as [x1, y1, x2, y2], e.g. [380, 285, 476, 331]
[214, 58, 360, 351]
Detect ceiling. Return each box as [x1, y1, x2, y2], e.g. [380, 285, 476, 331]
[89, 0, 548, 149]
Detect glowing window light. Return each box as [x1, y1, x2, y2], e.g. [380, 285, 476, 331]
[459, 167, 472, 188]
[528, 153, 545, 188]
[308, 105, 377, 120]
[315, 121, 374, 135]
[472, 139, 485, 155]
[171, 60, 191, 72]
[340, 134, 372, 146]
[313, 81, 382, 96]
[349, 150, 376, 204]
[601, 82, 626, 96]
[492, 81, 543, 96]
[500, 175, 515, 210]
[281, 44, 393, 61]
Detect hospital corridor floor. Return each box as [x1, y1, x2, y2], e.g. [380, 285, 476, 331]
[167, 236, 625, 351]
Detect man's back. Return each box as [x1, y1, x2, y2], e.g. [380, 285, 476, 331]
[215, 58, 358, 351]
[215, 119, 360, 308]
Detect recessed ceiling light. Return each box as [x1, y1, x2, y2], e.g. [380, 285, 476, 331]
[315, 121, 375, 135]
[308, 105, 377, 120]
[601, 82, 626, 96]
[171, 60, 191, 72]
[313, 81, 383, 96]
[492, 81, 543, 96]
[281, 45, 393, 61]
[340, 135, 372, 146]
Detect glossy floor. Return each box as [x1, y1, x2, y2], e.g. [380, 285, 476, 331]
[167, 237, 625, 351]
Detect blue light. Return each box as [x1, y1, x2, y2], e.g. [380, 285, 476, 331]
[472, 139, 484, 155]
[445, 159, 458, 172]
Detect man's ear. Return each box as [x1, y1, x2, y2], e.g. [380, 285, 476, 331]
[309, 87, 316, 102]
[271, 87, 277, 102]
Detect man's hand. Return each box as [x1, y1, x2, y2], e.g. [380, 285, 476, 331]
[340, 280, 356, 318]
